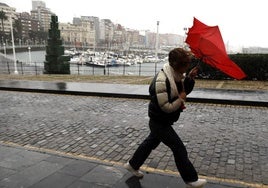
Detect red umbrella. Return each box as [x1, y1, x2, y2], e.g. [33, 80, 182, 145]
[185, 17, 246, 80]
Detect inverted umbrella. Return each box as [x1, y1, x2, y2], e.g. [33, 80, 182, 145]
[185, 17, 246, 80]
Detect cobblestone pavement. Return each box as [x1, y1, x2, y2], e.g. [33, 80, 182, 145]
[0, 91, 267, 186]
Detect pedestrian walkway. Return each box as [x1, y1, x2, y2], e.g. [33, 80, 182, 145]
[0, 80, 267, 188]
[0, 142, 261, 188]
[0, 80, 267, 107]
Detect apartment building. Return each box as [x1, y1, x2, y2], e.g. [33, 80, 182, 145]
[0, 2, 16, 35]
[18, 12, 40, 41]
[30, 0, 54, 32]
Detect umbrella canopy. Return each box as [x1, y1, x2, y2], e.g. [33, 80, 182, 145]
[185, 17, 246, 80]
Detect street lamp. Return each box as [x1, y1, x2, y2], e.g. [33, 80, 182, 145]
[155, 21, 160, 75]
[155, 21, 160, 59]
[10, 15, 18, 74]
[28, 46, 32, 65]
[3, 43, 6, 57]
[183, 27, 188, 49]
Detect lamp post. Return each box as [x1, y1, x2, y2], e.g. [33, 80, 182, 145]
[155, 21, 159, 75]
[3, 43, 6, 57]
[183, 27, 188, 49]
[10, 15, 18, 74]
[28, 46, 32, 65]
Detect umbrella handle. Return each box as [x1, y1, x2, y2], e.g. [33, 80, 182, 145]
[196, 59, 202, 73]
[197, 61, 200, 67]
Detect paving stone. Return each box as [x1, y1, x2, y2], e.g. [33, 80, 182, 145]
[28, 172, 77, 188]
[44, 155, 74, 166]
[0, 149, 50, 171]
[80, 165, 126, 186]
[227, 159, 235, 164]
[66, 180, 107, 188]
[0, 166, 16, 180]
[0, 145, 22, 160]
[0, 161, 63, 188]
[58, 159, 97, 177]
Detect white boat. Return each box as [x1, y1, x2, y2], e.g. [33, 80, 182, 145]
[64, 48, 80, 56]
[70, 54, 90, 65]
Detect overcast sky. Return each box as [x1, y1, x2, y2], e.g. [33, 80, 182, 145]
[2, 0, 268, 48]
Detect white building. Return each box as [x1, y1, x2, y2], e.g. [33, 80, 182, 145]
[59, 21, 95, 48]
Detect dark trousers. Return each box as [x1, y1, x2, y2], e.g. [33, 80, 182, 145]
[129, 119, 198, 183]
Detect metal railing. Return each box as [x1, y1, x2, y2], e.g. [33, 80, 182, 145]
[0, 60, 164, 76]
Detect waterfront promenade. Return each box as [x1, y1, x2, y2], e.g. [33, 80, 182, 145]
[0, 81, 267, 188]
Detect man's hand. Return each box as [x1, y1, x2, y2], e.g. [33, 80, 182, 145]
[189, 66, 199, 79]
[179, 91, 187, 110]
[179, 91, 187, 101]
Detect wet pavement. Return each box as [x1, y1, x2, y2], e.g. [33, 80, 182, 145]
[0, 80, 267, 106]
[0, 80, 268, 188]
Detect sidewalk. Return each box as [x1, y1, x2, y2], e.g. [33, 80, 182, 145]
[0, 142, 257, 188]
[0, 80, 267, 107]
[0, 80, 267, 188]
